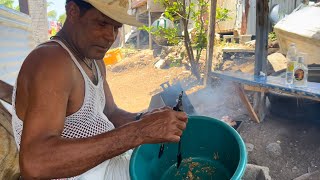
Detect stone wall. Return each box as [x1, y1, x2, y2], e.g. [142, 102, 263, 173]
[27, 0, 48, 45]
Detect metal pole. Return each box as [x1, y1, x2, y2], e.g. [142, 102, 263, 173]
[254, 0, 269, 76]
[253, 0, 269, 122]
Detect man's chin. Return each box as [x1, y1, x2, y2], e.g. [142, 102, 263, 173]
[87, 53, 106, 60]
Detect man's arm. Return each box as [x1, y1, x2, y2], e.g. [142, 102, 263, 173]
[98, 61, 139, 127]
[19, 46, 188, 179]
[18, 47, 142, 179]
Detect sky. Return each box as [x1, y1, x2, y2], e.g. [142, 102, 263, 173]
[49, 0, 66, 17]
[13, 0, 66, 18]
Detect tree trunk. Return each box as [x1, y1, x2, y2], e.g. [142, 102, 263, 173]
[204, 0, 217, 86]
[182, 0, 200, 80]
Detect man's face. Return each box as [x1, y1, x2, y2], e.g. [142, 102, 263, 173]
[69, 4, 123, 60]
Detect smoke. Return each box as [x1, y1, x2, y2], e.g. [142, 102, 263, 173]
[184, 80, 247, 120]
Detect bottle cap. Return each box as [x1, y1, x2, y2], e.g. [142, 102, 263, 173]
[290, 43, 296, 47]
[297, 56, 304, 63]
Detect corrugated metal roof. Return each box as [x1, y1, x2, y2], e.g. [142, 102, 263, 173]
[0, 6, 34, 85]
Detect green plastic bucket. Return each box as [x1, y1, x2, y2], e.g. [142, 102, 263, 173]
[130, 116, 247, 180]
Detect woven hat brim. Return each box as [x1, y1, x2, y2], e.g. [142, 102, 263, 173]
[85, 0, 143, 27]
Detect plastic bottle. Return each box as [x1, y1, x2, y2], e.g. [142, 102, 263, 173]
[285, 43, 297, 86]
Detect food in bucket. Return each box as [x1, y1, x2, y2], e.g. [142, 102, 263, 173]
[172, 157, 217, 180]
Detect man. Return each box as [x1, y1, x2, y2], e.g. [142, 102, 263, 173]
[11, 0, 188, 179]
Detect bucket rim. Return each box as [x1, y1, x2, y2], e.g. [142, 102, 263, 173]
[129, 115, 247, 180]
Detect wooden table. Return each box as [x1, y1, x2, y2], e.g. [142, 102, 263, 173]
[211, 71, 320, 123]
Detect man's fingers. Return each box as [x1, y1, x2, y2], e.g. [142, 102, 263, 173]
[175, 111, 188, 122]
[169, 135, 180, 142]
[173, 128, 183, 136]
[176, 121, 187, 130]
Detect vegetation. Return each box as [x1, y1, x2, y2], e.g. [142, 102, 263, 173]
[0, 0, 19, 11]
[268, 31, 277, 42]
[140, 0, 231, 80]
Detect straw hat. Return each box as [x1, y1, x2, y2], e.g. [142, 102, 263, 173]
[84, 0, 143, 27]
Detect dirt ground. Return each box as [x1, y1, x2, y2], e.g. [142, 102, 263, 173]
[107, 48, 320, 180]
[240, 114, 320, 180]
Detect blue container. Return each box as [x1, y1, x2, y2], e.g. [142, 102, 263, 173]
[130, 116, 247, 180]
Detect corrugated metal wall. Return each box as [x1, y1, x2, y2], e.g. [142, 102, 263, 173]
[0, 6, 34, 85]
[246, 0, 256, 35]
[270, 0, 300, 15]
[246, 0, 301, 35]
[216, 0, 302, 35]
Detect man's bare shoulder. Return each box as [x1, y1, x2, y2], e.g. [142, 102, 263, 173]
[19, 42, 75, 89]
[24, 42, 73, 71]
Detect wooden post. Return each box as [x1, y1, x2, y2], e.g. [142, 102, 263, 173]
[121, 26, 125, 47]
[148, 10, 153, 50]
[204, 0, 217, 86]
[235, 84, 260, 123]
[254, 0, 269, 122]
[241, 0, 249, 35]
[19, 0, 29, 14]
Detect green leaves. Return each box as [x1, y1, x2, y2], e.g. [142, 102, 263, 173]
[47, 10, 57, 19]
[47, 1, 58, 20]
[140, 25, 180, 46]
[148, 0, 228, 79]
[58, 13, 66, 24]
[268, 31, 277, 42]
[216, 7, 231, 22]
[0, 0, 19, 11]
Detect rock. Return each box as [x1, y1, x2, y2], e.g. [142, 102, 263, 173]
[268, 40, 280, 48]
[292, 166, 299, 173]
[164, 56, 173, 65]
[266, 142, 282, 158]
[268, 48, 279, 55]
[154, 59, 167, 69]
[242, 164, 272, 180]
[182, 71, 191, 75]
[182, 59, 189, 65]
[240, 35, 252, 44]
[155, 57, 160, 61]
[246, 143, 255, 152]
[221, 60, 235, 71]
[245, 40, 256, 48]
[293, 170, 320, 180]
[267, 52, 287, 72]
[311, 161, 317, 167]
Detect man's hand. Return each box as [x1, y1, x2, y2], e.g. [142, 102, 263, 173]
[136, 107, 188, 144]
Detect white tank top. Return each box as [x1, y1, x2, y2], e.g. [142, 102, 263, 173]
[11, 40, 131, 180]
